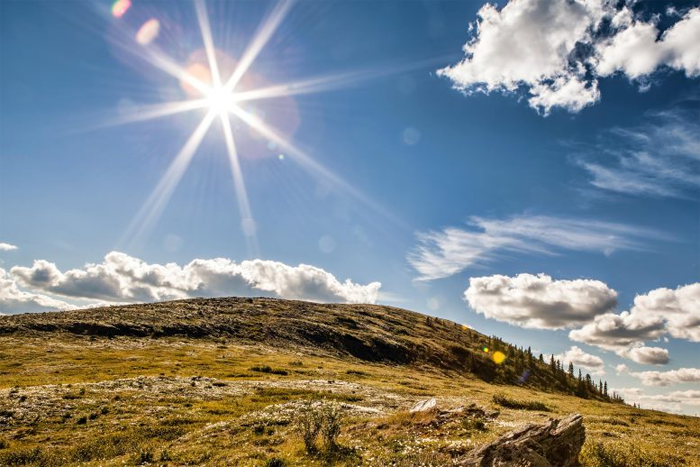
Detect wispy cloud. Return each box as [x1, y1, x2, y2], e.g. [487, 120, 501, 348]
[615, 387, 700, 414]
[408, 215, 667, 281]
[574, 105, 700, 198]
[0, 243, 18, 252]
[628, 367, 700, 387]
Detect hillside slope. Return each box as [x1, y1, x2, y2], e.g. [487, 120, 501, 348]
[0, 297, 608, 399]
[0, 297, 698, 466]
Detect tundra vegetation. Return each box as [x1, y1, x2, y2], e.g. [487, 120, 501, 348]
[0, 297, 697, 466]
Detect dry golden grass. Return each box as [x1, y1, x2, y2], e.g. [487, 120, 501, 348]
[0, 298, 698, 466]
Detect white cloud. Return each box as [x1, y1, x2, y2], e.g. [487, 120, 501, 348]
[0, 243, 18, 252]
[574, 106, 700, 198]
[596, 8, 700, 79]
[569, 312, 666, 350]
[555, 346, 605, 374]
[629, 367, 700, 387]
[569, 282, 699, 363]
[9, 252, 381, 309]
[439, 0, 700, 114]
[615, 364, 629, 374]
[621, 346, 670, 365]
[438, 0, 605, 114]
[464, 273, 617, 329]
[631, 283, 700, 342]
[408, 214, 665, 281]
[0, 268, 75, 314]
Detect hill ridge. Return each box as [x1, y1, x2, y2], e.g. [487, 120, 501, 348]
[0, 296, 615, 402]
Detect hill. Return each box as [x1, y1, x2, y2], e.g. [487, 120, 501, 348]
[0, 297, 698, 466]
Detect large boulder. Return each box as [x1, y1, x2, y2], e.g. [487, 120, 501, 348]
[459, 413, 585, 467]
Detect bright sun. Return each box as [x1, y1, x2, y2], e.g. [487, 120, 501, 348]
[119, 0, 385, 256]
[205, 85, 235, 116]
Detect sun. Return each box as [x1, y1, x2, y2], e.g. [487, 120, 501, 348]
[116, 0, 391, 255]
[205, 85, 235, 117]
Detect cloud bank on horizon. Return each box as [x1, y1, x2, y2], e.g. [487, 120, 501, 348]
[439, 0, 700, 114]
[0, 251, 381, 314]
[463, 273, 699, 366]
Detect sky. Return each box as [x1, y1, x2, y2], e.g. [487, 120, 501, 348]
[0, 0, 698, 415]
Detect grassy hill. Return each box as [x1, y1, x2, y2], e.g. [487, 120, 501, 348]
[0, 297, 698, 466]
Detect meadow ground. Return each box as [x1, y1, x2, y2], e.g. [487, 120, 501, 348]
[1, 334, 698, 466]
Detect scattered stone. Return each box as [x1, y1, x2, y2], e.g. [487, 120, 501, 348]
[458, 413, 585, 467]
[410, 398, 437, 413]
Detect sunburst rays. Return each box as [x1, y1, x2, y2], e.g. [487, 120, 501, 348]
[112, 0, 398, 254]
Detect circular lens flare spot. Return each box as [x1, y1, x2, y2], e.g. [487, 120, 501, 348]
[111, 0, 131, 18]
[136, 19, 160, 45]
[492, 351, 506, 365]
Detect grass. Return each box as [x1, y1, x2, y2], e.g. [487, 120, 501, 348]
[0, 297, 698, 466]
[492, 392, 552, 412]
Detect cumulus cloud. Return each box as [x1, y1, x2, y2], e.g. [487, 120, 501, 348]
[555, 346, 605, 374]
[621, 346, 670, 365]
[569, 282, 699, 363]
[464, 273, 617, 329]
[596, 7, 700, 79]
[439, 0, 700, 114]
[629, 367, 700, 387]
[0, 242, 18, 252]
[631, 283, 700, 342]
[569, 312, 666, 351]
[0, 268, 75, 314]
[9, 252, 381, 310]
[613, 387, 700, 414]
[408, 214, 665, 281]
[574, 105, 700, 198]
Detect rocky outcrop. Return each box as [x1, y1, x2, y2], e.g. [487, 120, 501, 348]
[410, 398, 437, 412]
[459, 413, 585, 467]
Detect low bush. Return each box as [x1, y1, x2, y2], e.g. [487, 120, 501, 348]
[492, 393, 550, 412]
[295, 401, 345, 454]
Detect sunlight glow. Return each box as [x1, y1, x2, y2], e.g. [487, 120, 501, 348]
[111, 0, 131, 18]
[116, 0, 395, 251]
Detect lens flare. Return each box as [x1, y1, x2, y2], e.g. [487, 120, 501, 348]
[518, 369, 531, 385]
[111, 0, 131, 18]
[136, 19, 160, 45]
[483, 347, 489, 353]
[492, 351, 506, 365]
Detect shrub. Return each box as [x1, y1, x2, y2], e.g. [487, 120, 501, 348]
[296, 401, 323, 453]
[250, 365, 289, 375]
[463, 417, 486, 432]
[319, 404, 343, 452]
[295, 401, 345, 454]
[264, 457, 286, 467]
[135, 448, 154, 464]
[492, 393, 550, 412]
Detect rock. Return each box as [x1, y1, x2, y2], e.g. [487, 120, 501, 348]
[410, 398, 437, 412]
[459, 413, 585, 467]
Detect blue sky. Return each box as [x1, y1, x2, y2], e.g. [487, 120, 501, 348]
[1, 0, 699, 414]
